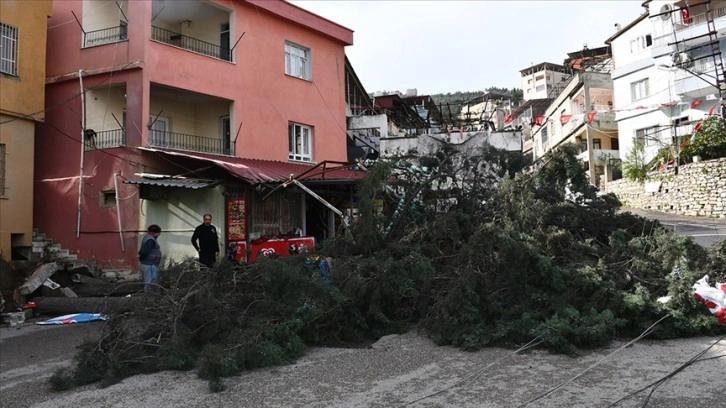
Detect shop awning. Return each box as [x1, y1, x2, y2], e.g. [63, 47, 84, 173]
[139, 147, 367, 185]
[124, 176, 219, 189]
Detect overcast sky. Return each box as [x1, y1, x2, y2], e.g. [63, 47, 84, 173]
[288, 1, 646, 95]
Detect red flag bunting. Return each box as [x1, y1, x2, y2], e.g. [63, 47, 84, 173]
[695, 121, 703, 133]
[708, 103, 718, 116]
[559, 115, 572, 126]
[661, 103, 678, 108]
[535, 116, 546, 126]
[691, 100, 703, 109]
[586, 111, 597, 124]
[504, 115, 515, 125]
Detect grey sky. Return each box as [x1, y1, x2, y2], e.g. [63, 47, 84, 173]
[289, 0, 646, 95]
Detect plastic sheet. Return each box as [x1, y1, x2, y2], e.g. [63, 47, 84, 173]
[692, 275, 726, 325]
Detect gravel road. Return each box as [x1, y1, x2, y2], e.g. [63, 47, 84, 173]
[1, 320, 724, 407]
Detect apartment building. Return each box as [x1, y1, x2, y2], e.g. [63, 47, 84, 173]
[35, 0, 363, 267]
[0, 1, 52, 261]
[608, 0, 726, 164]
[520, 62, 571, 101]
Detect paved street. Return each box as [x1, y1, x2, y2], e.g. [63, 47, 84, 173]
[621, 208, 726, 248]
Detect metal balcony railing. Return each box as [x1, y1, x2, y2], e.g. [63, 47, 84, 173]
[83, 24, 128, 48]
[149, 130, 235, 156]
[151, 26, 231, 61]
[84, 129, 126, 150]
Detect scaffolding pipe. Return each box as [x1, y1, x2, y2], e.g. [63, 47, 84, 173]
[114, 172, 125, 252]
[76, 70, 85, 238]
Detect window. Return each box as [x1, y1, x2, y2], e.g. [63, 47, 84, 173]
[101, 190, 116, 208]
[635, 126, 658, 146]
[1, 23, 18, 76]
[535, 84, 545, 92]
[285, 41, 310, 80]
[535, 74, 545, 81]
[541, 126, 549, 150]
[630, 78, 649, 101]
[0, 143, 5, 196]
[288, 122, 312, 162]
[593, 138, 602, 150]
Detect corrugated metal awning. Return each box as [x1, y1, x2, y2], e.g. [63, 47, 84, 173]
[138, 147, 367, 185]
[123, 177, 219, 189]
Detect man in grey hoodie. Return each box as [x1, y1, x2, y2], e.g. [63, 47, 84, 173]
[139, 224, 162, 292]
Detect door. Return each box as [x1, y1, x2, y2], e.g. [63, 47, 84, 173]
[220, 23, 230, 61]
[149, 115, 170, 147]
[221, 116, 231, 155]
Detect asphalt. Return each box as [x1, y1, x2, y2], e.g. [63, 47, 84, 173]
[620, 207, 726, 248]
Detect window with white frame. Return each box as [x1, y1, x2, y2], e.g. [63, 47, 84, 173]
[535, 84, 545, 92]
[288, 122, 312, 162]
[541, 126, 549, 150]
[635, 126, 659, 146]
[630, 78, 649, 101]
[285, 41, 311, 80]
[1, 23, 19, 76]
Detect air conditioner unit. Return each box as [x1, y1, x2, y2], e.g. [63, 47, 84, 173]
[672, 52, 693, 67]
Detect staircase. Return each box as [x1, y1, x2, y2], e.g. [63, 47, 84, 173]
[21, 229, 78, 262]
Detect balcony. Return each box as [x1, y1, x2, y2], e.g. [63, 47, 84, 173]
[151, 26, 231, 61]
[577, 149, 620, 165]
[562, 111, 616, 135]
[84, 129, 126, 151]
[83, 24, 128, 48]
[149, 130, 235, 156]
[652, 4, 726, 57]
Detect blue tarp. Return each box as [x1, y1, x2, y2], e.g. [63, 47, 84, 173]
[36, 313, 107, 325]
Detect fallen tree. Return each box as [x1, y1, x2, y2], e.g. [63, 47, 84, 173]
[50, 144, 725, 392]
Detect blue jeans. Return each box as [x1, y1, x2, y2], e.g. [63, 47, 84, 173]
[140, 264, 158, 293]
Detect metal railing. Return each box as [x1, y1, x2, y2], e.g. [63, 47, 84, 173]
[151, 26, 231, 61]
[83, 24, 128, 48]
[84, 128, 126, 150]
[148, 130, 235, 156]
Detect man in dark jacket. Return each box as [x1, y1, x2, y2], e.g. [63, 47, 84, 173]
[139, 224, 162, 292]
[191, 214, 219, 267]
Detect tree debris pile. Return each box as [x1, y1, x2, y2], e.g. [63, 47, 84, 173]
[51, 144, 725, 392]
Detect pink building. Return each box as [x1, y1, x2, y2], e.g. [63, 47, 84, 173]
[36, 0, 364, 268]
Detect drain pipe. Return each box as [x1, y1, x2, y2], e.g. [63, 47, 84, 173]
[114, 172, 125, 252]
[76, 69, 85, 238]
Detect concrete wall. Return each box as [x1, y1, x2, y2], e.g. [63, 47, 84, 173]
[0, 0, 52, 261]
[603, 158, 726, 217]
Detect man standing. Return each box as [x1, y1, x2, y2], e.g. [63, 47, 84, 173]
[191, 214, 219, 267]
[138, 224, 162, 292]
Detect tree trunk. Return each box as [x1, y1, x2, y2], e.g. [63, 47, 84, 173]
[33, 296, 147, 315]
[71, 281, 146, 297]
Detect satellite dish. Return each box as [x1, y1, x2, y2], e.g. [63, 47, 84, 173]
[660, 4, 673, 21]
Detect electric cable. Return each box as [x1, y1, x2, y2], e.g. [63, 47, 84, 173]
[515, 314, 670, 407]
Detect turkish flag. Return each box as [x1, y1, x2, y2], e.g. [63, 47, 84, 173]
[504, 115, 516, 125]
[586, 111, 597, 124]
[682, 8, 691, 24]
[535, 116, 546, 126]
[695, 121, 703, 133]
[691, 100, 703, 109]
[560, 115, 572, 126]
[708, 103, 719, 116]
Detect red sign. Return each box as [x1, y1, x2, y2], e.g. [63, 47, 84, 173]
[248, 237, 315, 262]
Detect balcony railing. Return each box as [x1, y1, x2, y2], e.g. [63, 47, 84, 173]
[83, 24, 128, 48]
[84, 128, 126, 150]
[151, 26, 231, 61]
[149, 130, 235, 156]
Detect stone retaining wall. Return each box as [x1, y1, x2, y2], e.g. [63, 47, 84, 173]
[603, 158, 726, 217]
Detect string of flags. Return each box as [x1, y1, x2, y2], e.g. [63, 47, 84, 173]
[503, 98, 722, 128]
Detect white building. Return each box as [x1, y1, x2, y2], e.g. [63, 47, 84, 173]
[608, 0, 725, 164]
[520, 62, 571, 101]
